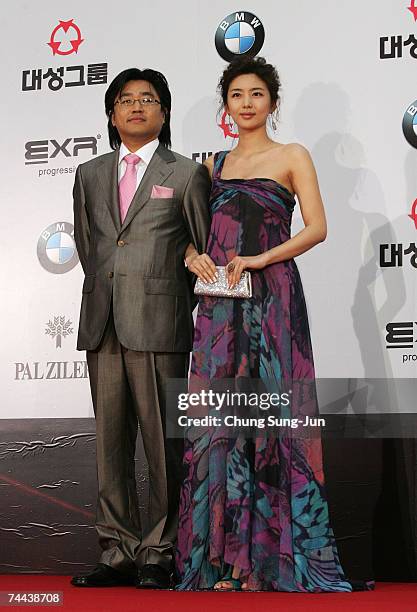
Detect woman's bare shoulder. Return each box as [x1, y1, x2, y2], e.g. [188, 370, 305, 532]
[268, 141, 310, 156]
[203, 154, 215, 178]
[278, 142, 312, 161]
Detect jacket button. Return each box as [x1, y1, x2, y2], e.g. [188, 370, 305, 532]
[117, 240, 125, 247]
[108, 272, 114, 278]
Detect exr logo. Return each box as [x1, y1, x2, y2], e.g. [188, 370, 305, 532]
[25, 136, 99, 165]
[385, 321, 417, 363]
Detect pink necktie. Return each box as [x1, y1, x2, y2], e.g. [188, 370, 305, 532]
[119, 153, 140, 223]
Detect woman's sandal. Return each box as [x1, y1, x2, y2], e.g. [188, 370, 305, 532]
[213, 568, 242, 591]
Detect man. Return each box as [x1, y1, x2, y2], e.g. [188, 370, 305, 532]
[71, 68, 210, 588]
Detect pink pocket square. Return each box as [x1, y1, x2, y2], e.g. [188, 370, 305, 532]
[151, 185, 174, 199]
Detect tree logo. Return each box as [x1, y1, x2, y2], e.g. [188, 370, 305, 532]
[45, 316, 74, 348]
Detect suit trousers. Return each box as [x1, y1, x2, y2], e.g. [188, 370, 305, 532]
[86, 310, 187, 574]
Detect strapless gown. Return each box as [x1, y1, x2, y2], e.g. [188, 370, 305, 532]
[175, 151, 352, 592]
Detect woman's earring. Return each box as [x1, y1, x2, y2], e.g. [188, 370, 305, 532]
[227, 113, 234, 130]
[271, 110, 278, 131]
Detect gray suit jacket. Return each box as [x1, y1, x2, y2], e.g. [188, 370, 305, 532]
[73, 144, 211, 352]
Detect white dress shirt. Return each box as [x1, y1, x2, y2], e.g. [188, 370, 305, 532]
[118, 138, 159, 191]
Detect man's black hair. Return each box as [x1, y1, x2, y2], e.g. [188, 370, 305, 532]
[105, 67, 171, 149]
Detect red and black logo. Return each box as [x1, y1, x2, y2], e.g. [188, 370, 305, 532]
[409, 198, 417, 228]
[47, 19, 84, 56]
[408, 1, 417, 21]
[218, 111, 239, 140]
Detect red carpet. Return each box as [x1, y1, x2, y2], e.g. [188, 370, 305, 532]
[0, 576, 416, 612]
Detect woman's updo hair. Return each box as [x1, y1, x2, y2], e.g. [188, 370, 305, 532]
[218, 56, 281, 108]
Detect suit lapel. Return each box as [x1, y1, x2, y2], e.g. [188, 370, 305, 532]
[120, 144, 175, 233]
[96, 151, 121, 232]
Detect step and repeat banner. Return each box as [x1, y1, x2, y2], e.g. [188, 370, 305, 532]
[0, 0, 415, 416]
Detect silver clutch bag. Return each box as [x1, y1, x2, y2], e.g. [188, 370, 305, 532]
[194, 266, 252, 299]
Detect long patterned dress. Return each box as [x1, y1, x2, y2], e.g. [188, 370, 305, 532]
[175, 151, 352, 592]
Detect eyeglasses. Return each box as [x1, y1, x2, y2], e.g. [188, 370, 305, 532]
[115, 97, 161, 109]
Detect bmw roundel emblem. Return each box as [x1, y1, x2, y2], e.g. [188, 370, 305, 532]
[215, 11, 265, 62]
[403, 100, 417, 149]
[37, 221, 79, 274]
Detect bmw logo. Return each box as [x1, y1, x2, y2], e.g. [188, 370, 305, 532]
[403, 100, 417, 148]
[37, 222, 79, 274]
[215, 11, 265, 62]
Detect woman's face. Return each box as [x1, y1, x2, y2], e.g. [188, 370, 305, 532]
[225, 73, 275, 132]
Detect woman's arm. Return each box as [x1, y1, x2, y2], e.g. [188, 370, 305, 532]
[184, 156, 217, 283]
[227, 144, 327, 287]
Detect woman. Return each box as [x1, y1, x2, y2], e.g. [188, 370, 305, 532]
[176, 57, 352, 592]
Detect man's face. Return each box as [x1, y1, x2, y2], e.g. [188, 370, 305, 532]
[111, 80, 165, 144]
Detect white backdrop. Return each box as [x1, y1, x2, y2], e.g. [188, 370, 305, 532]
[0, 0, 415, 418]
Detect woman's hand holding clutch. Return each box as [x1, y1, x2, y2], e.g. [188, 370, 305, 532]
[186, 251, 218, 284]
[226, 253, 268, 288]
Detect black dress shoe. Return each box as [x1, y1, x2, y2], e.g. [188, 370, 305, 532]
[135, 564, 172, 589]
[71, 563, 135, 587]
